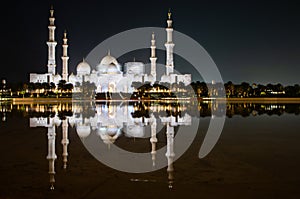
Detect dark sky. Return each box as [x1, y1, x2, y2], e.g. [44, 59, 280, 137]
[1, 0, 300, 86]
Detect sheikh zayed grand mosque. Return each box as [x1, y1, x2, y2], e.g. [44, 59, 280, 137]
[29, 7, 191, 94]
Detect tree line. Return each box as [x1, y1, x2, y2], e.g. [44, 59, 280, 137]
[0, 80, 73, 98]
[132, 81, 300, 98]
[1, 80, 300, 98]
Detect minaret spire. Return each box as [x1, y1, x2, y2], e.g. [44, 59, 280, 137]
[168, 8, 172, 20]
[165, 9, 175, 76]
[61, 30, 69, 81]
[47, 6, 57, 76]
[150, 32, 157, 81]
[50, 5, 54, 18]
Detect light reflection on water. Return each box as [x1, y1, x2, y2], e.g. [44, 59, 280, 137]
[0, 101, 300, 197]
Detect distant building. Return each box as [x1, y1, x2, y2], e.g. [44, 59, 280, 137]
[0, 79, 11, 95]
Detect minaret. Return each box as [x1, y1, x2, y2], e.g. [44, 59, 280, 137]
[166, 124, 175, 189]
[150, 115, 157, 167]
[47, 6, 57, 75]
[61, 31, 69, 81]
[150, 32, 157, 81]
[61, 119, 69, 169]
[46, 126, 57, 190]
[165, 9, 175, 76]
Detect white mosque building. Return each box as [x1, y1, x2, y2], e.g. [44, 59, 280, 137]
[30, 7, 191, 94]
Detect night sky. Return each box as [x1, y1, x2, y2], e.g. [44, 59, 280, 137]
[1, 0, 300, 86]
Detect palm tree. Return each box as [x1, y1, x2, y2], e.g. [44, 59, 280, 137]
[257, 84, 266, 96]
[224, 81, 235, 97]
[65, 83, 74, 93]
[81, 81, 96, 99]
[160, 82, 171, 92]
[284, 85, 297, 97]
[275, 83, 284, 92]
[295, 84, 300, 96]
[34, 83, 42, 97]
[49, 82, 56, 92]
[42, 82, 50, 95]
[57, 80, 67, 96]
[241, 82, 252, 97]
[198, 82, 208, 97]
[131, 81, 143, 92]
[28, 83, 35, 97]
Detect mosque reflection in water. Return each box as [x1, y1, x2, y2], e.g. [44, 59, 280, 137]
[0, 101, 299, 190]
[21, 101, 195, 190]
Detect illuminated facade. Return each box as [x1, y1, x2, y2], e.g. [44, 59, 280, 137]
[29, 7, 192, 94]
[30, 7, 61, 84]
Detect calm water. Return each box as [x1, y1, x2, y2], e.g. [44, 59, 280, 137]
[0, 101, 300, 199]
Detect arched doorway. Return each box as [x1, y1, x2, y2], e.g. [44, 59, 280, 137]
[108, 83, 115, 93]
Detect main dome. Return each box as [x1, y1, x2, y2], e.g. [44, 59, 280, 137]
[96, 51, 122, 74]
[100, 54, 118, 66]
[76, 125, 91, 138]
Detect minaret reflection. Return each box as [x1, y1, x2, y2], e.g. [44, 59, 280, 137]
[150, 114, 157, 167]
[166, 124, 175, 189]
[0, 104, 11, 122]
[27, 102, 194, 189]
[61, 119, 69, 169]
[46, 126, 57, 190]
[28, 103, 72, 190]
[23, 101, 300, 191]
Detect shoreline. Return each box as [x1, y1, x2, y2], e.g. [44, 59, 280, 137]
[1, 97, 299, 104]
[216, 97, 300, 103]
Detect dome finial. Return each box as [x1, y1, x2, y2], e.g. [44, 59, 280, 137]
[168, 8, 172, 20]
[108, 49, 111, 56]
[50, 5, 54, 17]
[64, 30, 67, 38]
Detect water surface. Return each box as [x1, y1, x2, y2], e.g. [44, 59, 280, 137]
[0, 101, 299, 198]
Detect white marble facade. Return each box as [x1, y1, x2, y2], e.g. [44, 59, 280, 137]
[29, 7, 192, 93]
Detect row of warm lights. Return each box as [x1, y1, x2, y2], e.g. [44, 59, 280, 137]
[13, 103, 74, 113]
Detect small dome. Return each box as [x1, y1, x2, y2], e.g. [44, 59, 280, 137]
[54, 117, 61, 126]
[77, 59, 91, 75]
[69, 73, 77, 84]
[69, 73, 76, 80]
[53, 74, 61, 83]
[76, 125, 91, 138]
[68, 117, 76, 127]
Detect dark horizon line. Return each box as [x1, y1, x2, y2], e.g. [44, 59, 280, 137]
[1, 78, 299, 87]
